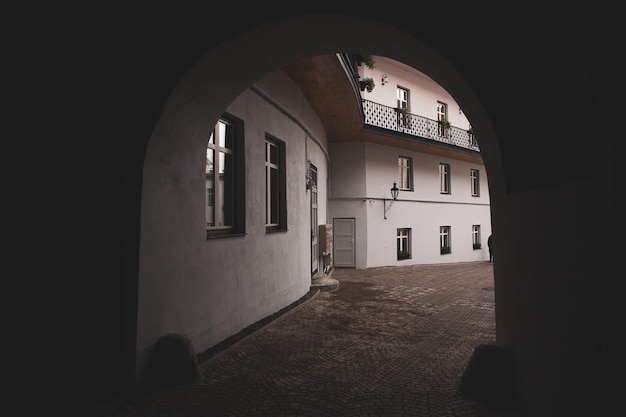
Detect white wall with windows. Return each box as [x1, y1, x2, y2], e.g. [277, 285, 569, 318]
[361, 56, 473, 131]
[137, 53, 489, 378]
[328, 55, 490, 269]
[136, 69, 329, 374]
[330, 141, 491, 268]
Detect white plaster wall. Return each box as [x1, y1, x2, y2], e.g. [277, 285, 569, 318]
[329, 141, 366, 198]
[136, 70, 328, 376]
[328, 199, 368, 269]
[361, 56, 472, 129]
[330, 141, 491, 268]
[328, 141, 368, 268]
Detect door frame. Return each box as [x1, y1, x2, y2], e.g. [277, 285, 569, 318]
[332, 217, 356, 268]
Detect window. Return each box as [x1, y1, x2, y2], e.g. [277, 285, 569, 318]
[398, 156, 412, 191]
[437, 101, 449, 136]
[265, 136, 287, 231]
[206, 115, 245, 236]
[470, 169, 480, 197]
[397, 228, 411, 260]
[472, 225, 481, 249]
[397, 87, 410, 127]
[440, 226, 451, 254]
[439, 163, 450, 194]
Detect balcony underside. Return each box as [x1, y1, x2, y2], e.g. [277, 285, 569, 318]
[282, 55, 483, 165]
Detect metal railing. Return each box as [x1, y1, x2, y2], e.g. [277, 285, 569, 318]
[336, 53, 479, 153]
[362, 100, 480, 152]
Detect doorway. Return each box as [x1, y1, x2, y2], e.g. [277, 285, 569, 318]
[333, 218, 356, 268]
[310, 164, 318, 276]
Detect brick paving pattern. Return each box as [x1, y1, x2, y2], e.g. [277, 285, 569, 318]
[15, 262, 525, 416]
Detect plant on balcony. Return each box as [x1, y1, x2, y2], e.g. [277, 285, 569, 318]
[396, 107, 410, 127]
[359, 77, 375, 93]
[396, 107, 409, 116]
[439, 118, 451, 130]
[354, 54, 376, 69]
[440, 246, 451, 254]
[468, 127, 477, 146]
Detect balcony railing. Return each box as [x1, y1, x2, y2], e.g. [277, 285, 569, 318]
[362, 99, 480, 152]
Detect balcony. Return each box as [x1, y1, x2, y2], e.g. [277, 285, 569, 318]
[362, 99, 480, 153]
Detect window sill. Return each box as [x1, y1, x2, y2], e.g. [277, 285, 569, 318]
[207, 232, 247, 239]
[266, 227, 288, 234]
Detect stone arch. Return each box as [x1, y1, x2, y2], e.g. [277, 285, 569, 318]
[138, 13, 503, 376]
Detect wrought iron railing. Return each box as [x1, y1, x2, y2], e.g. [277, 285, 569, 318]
[336, 53, 479, 153]
[362, 100, 480, 152]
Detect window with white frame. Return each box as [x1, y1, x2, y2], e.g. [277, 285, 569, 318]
[398, 156, 412, 191]
[397, 228, 411, 260]
[472, 225, 481, 249]
[265, 136, 287, 231]
[440, 226, 451, 254]
[439, 163, 450, 194]
[437, 101, 448, 136]
[206, 115, 245, 236]
[397, 87, 410, 127]
[470, 169, 480, 197]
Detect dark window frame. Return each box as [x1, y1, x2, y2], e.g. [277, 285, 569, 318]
[398, 156, 413, 191]
[206, 114, 246, 239]
[440, 225, 451, 254]
[397, 228, 412, 260]
[265, 134, 287, 232]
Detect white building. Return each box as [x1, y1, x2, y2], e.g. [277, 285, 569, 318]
[176, 55, 490, 380]
[327, 55, 491, 268]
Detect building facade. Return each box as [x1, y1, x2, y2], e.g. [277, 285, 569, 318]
[137, 69, 331, 379]
[138, 54, 491, 379]
[329, 56, 490, 268]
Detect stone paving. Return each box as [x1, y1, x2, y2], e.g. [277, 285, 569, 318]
[15, 261, 525, 417]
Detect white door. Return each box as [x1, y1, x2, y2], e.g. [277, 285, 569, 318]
[333, 218, 355, 268]
[310, 165, 318, 275]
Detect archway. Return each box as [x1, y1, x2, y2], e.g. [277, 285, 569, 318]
[138, 12, 503, 382]
[5, 3, 616, 415]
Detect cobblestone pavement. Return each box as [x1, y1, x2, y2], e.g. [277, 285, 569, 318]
[16, 262, 526, 417]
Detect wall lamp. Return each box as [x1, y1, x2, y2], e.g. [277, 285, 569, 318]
[384, 182, 399, 219]
[381, 74, 389, 85]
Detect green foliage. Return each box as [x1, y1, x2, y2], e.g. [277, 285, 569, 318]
[439, 118, 451, 129]
[360, 77, 375, 93]
[354, 54, 376, 69]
